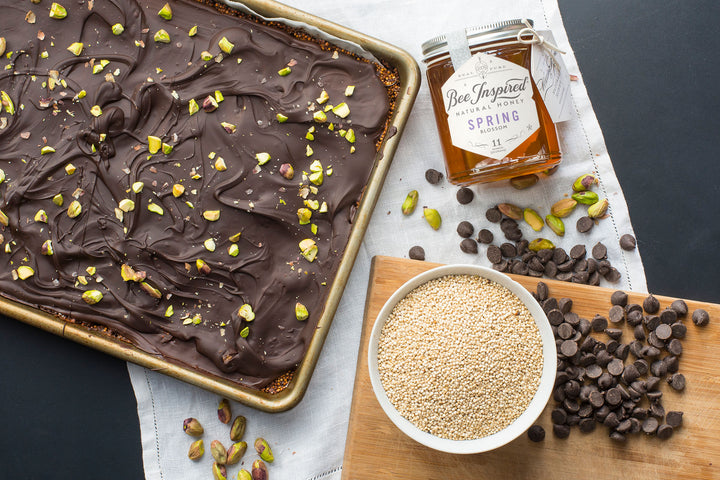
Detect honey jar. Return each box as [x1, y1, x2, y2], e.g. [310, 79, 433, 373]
[422, 20, 562, 185]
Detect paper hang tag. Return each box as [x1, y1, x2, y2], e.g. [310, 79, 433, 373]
[531, 30, 572, 123]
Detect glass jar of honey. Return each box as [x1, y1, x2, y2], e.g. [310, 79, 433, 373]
[422, 20, 562, 186]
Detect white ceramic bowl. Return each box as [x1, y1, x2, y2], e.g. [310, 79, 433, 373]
[367, 264, 556, 454]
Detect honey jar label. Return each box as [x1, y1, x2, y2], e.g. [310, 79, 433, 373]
[441, 52, 539, 160]
[531, 31, 572, 123]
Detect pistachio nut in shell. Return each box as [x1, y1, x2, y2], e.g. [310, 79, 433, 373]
[212, 462, 228, 480]
[509, 173, 539, 190]
[523, 208, 544, 232]
[230, 415, 247, 441]
[423, 207, 441, 230]
[588, 198, 609, 218]
[217, 398, 232, 424]
[545, 214, 566, 236]
[183, 417, 204, 436]
[401, 190, 418, 215]
[226, 441, 247, 465]
[252, 460, 269, 480]
[238, 469, 253, 480]
[528, 238, 555, 252]
[572, 173, 598, 192]
[254, 438, 274, 462]
[497, 203, 523, 220]
[571, 191, 599, 205]
[188, 439, 204, 461]
[210, 439, 228, 464]
[550, 198, 577, 218]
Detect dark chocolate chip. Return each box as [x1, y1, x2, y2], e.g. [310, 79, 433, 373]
[650, 360, 667, 377]
[424, 168, 443, 184]
[578, 418, 596, 433]
[605, 328, 623, 341]
[660, 308, 678, 325]
[667, 373, 686, 391]
[643, 345, 662, 358]
[460, 238, 478, 254]
[667, 338, 683, 356]
[516, 240, 529, 255]
[551, 407, 568, 425]
[556, 272, 573, 282]
[606, 340, 619, 354]
[553, 248, 568, 264]
[616, 419, 632, 434]
[596, 350, 613, 369]
[643, 294, 660, 314]
[621, 364, 640, 384]
[657, 424, 673, 440]
[578, 318, 591, 337]
[642, 417, 659, 434]
[528, 256, 545, 272]
[547, 309, 564, 326]
[633, 324, 646, 341]
[626, 309, 644, 327]
[604, 411, 620, 428]
[591, 315, 608, 332]
[604, 267, 622, 283]
[655, 323, 672, 340]
[500, 242, 517, 258]
[456, 221, 474, 238]
[619, 233, 637, 251]
[598, 260, 612, 275]
[614, 343, 630, 360]
[692, 309, 710, 326]
[456, 187, 473, 205]
[644, 315, 661, 331]
[477, 228, 494, 244]
[591, 242, 607, 260]
[609, 431, 626, 442]
[632, 407, 649, 420]
[645, 376, 661, 391]
[664, 355, 679, 374]
[511, 261, 529, 275]
[408, 246, 425, 261]
[560, 339, 578, 357]
[665, 411, 683, 428]
[607, 358, 624, 377]
[487, 245, 502, 264]
[537, 248, 554, 264]
[629, 340, 644, 358]
[566, 414, 581, 426]
[648, 393, 664, 409]
[586, 364, 603, 380]
[576, 216, 593, 233]
[573, 259, 588, 273]
[610, 290, 628, 307]
[558, 323, 575, 340]
[564, 312, 580, 326]
[527, 424, 545, 442]
[492, 260, 508, 272]
[669, 299, 688, 317]
[544, 261, 558, 278]
[634, 359, 649, 376]
[553, 424, 570, 439]
[485, 206, 502, 223]
[608, 305, 625, 324]
[569, 244, 586, 260]
[536, 282, 549, 302]
[557, 259, 575, 272]
[626, 303, 643, 315]
[572, 271, 590, 284]
[543, 297, 559, 312]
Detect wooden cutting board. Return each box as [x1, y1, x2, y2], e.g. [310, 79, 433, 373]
[341, 256, 720, 480]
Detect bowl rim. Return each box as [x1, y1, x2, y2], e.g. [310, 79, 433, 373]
[367, 264, 557, 454]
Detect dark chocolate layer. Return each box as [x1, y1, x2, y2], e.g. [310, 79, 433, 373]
[0, 0, 391, 387]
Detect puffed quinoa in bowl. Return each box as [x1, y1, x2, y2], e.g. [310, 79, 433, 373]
[368, 264, 556, 454]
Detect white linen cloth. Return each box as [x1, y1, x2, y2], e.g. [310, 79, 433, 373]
[129, 0, 648, 478]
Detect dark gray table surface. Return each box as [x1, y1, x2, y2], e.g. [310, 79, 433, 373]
[2, 1, 718, 478]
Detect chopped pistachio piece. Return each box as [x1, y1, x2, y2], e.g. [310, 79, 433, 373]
[304, 199, 319, 210]
[76, 90, 87, 99]
[172, 184, 185, 198]
[305, 132, 315, 141]
[52, 194, 64, 206]
[200, 51, 213, 61]
[240, 326, 249, 338]
[131, 181, 144, 193]
[203, 210, 220, 221]
[218, 37, 234, 54]
[67, 200, 82, 218]
[154, 29, 171, 44]
[67, 42, 83, 56]
[204, 238, 216, 252]
[237, 304, 255, 322]
[332, 102, 350, 118]
[196, 258, 211, 274]
[277, 67, 291, 76]
[164, 305, 174, 317]
[276, 113, 288, 123]
[81, 289, 103, 305]
[255, 152, 271, 165]
[0, 168, 4, 184]
[147, 203, 164, 215]
[310, 223, 318, 235]
[214, 90, 224, 103]
[345, 128, 356, 143]
[34, 209, 48, 223]
[312, 111, 326, 123]
[350, 146, 356, 154]
[188, 98, 199, 116]
[49, 3, 67, 19]
[86, 266, 96, 275]
[191, 313, 202, 325]
[118, 199, 135, 212]
[214, 157, 227, 171]
[220, 121, 236, 134]
[0, 210, 8, 227]
[157, 3, 172, 20]
[92, 64, 104, 74]
[316, 90, 329, 104]
[228, 232, 241, 242]
[295, 303, 309, 321]
[227, 244, 239, 257]
[162, 142, 173, 154]
[112, 23, 124, 35]
[65, 163, 76, 175]
[188, 25, 198, 37]
[319, 201, 328, 214]
[305, 145, 314, 157]
[299, 238, 318, 262]
[90, 105, 102, 117]
[41, 239, 54, 256]
[147, 135, 162, 154]
[0, 38, 5, 57]
[16, 266, 35, 280]
[41, 146, 55, 155]
[308, 171, 323, 186]
[344, 85, 355, 96]
[297, 208, 312, 225]
[309, 160, 323, 172]
[77, 276, 88, 286]
[1, 91, 15, 115]
[141, 281, 162, 299]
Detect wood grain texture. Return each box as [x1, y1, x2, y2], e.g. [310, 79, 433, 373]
[342, 256, 720, 480]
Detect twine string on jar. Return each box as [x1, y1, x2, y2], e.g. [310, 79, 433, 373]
[517, 18, 565, 54]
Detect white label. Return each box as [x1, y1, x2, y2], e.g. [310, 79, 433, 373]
[441, 52, 539, 160]
[531, 31, 572, 123]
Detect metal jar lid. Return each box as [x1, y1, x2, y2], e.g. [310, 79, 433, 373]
[421, 19, 534, 61]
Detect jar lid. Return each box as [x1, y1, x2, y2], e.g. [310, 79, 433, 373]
[421, 19, 534, 60]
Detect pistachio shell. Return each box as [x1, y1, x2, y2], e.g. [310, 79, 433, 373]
[550, 198, 577, 218]
[588, 198, 609, 218]
[571, 191, 599, 205]
[510, 174, 539, 190]
[572, 173, 598, 192]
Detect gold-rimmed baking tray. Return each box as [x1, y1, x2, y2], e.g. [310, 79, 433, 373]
[0, 0, 420, 412]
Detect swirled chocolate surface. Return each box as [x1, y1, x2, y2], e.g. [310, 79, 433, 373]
[0, 0, 392, 388]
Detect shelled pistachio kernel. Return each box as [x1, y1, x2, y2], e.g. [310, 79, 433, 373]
[147, 203, 164, 215]
[423, 207, 441, 230]
[227, 244, 239, 257]
[183, 418, 204, 436]
[188, 98, 199, 115]
[0, 210, 8, 227]
[305, 145, 313, 157]
[297, 208, 312, 225]
[278, 66, 291, 76]
[49, 2, 67, 19]
[254, 438, 274, 463]
[52, 194, 64, 206]
[67, 200, 82, 218]
[34, 209, 48, 223]
[238, 303, 255, 322]
[157, 2, 172, 20]
[118, 199, 135, 212]
[172, 184, 185, 197]
[214, 90, 224, 103]
[299, 238, 318, 262]
[240, 326, 249, 338]
[41, 146, 55, 155]
[188, 25, 198, 37]
[218, 36, 234, 54]
[0, 38, 6, 57]
[230, 415, 246, 441]
[162, 143, 173, 154]
[196, 258, 211, 274]
[295, 303, 309, 321]
[279, 163, 294, 179]
[164, 305, 174, 317]
[112, 23, 124, 35]
[131, 181, 144, 193]
[200, 51, 213, 61]
[345, 128, 356, 143]
[147, 135, 162, 154]
[226, 441, 247, 465]
[316, 90, 330, 104]
[276, 113, 288, 123]
[67, 42, 83, 56]
[237, 470, 252, 480]
[140, 282, 161, 298]
[212, 462, 227, 480]
[203, 238, 216, 252]
[203, 210, 220, 221]
[255, 152, 271, 165]
[220, 121, 236, 134]
[332, 102, 350, 118]
[41, 239, 54, 255]
[401, 190, 418, 215]
[1, 90, 15, 115]
[153, 29, 170, 44]
[17, 266, 35, 280]
[81, 289, 103, 304]
[523, 208, 544, 231]
[188, 439, 204, 461]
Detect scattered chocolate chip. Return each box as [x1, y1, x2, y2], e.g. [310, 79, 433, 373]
[605, 328, 623, 341]
[485, 206, 502, 223]
[642, 294, 660, 314]
[569, 244, 586, 260]
[456, 221, 474, 238]
[609, 431, 626, 442]
[547, 309, 564, 326]
[610, 290, 628, 307]
[553, 424, 570, 439]
[558, 323, 575, 340]
[641, 417, 659, 434]
[560, 339, 578, 357]
[486, 245, 502, 264]
[408, 246, 425, 261]
[553, 248, 568, 265]
[667, 373, 685, 391]
[578, 417, 596, 433]
[692, 309, 710, 326]
[424, 168, 443, 184]
[608, 305, 625, 324]
[607, 359, 624, 377]
[500, 242, 517, 258]
[670, 299, 688, 317]
[660, 308, 678, 325]
[527, 424, 545, 442]
[663, 355, 679, 374]
[551, 407, 568, 425]
[604, 267, 622, 283]
[477, 228, 494, 244]
[544, 261, 558, 277]
[511, 261, 529, 275]
[655, 323, 672, 341]
[591, 315, 608, 332]
[591, 242, 607, 260]
[460, 238, 478, 254]
[626, 309, 644, 327]
[536, 282, 549, 301]
[666, 338, 683, 356]
[619, 233, 637, 251]
[650, 360, 667, 377]
[492, 260, 508, 272]
[644, 315, 660, 331]
[586, 364, 603, 381]
[665, 411, 683, 428]
[456, 187, 473, 205]
[633, 324, 646, 341]
[576, 216, 593, 233]
[656, 424, 673, 440]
